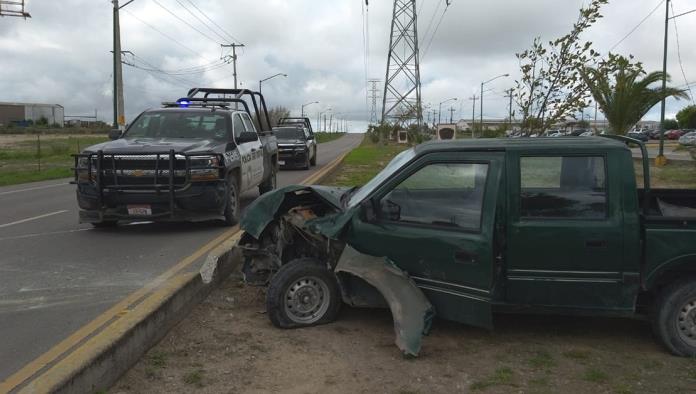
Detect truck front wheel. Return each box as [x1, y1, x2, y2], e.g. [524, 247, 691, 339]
[652, 277, 696, 356]
[258, 165, 276, 195]
[266, 258, 341, 329]
[222, 174, 240, 226]
[310, 147, 317, 166]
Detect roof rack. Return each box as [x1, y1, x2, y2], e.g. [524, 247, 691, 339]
[186, 88, 272, 132]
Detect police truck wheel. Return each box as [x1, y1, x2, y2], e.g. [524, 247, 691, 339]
[223, 174, 240, 226]
[266, 258, 341, 329]
[302, 152, 310, 170]
[310, 148, 317, 166]
[258, 166, 276, 195]
[652, 277, 696, 357]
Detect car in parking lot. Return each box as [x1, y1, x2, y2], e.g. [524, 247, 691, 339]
[678, 131, 696, 146]
[274, 125, 317, 169]
[666, 129, 685, 140]
[627, 131, 649, 141]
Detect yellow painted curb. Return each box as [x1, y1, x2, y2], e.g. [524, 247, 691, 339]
[1, 138, 355, 394]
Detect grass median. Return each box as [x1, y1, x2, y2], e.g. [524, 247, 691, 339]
[322, 139, 408, 186]
[0, 134, 108, 186]
[314, 132, 346, 144]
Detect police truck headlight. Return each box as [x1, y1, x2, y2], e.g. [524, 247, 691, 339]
[189, 155, 221, 181]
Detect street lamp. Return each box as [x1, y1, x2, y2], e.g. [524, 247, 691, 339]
[438, 98, 457, 125]
[318, 108, 331, 132]
[480, 73, 510, 129]
[259, 73, 287, 93]
[301, 101, 319, 117]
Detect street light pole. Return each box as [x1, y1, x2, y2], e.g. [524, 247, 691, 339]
[657, 0, 671, 166]
[480, 73, 510, 132]
[259, 73, 287, 94]
[301, 101, 319, 117]
[438, 98, 457, 125]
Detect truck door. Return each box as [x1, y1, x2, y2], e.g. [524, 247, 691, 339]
[241, 113, 264, 186]
[506, 153, 631, 310]
[232, 113, 256, 191]
[348, 152, 505, 329]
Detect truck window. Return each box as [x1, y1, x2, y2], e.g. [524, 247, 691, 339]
[379, 163, 489, 230]
[241, 113, 259, 139]
[233, 114, 246, 140]
[520, 156, 607, 219]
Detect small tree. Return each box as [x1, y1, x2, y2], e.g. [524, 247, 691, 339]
[581, 54, 688, 135]
[676, 105, 696, 129]
[664, 118, 679, 130]
[514, 0, 607, 136]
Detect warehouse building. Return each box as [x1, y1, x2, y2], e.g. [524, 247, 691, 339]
[0, 102, 65, 127]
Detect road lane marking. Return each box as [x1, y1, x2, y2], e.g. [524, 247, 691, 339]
[0, 210, 68, 229]
[0, 140, 354, 393]
[0, 228, 91, 242]
[0, 182, 69, 197]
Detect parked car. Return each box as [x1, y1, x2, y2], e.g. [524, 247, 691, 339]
[678, 131, 696, 146]
[239, 136, 696, 357]
[73, 88, 279, 227]
[666, 129, 685, 140]
[627, 131, 650, 142]
[580, 131, 594, 137]
[273, 126, 317, 169]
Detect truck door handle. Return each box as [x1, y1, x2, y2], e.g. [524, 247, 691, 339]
[585, 240, 608, 248]
[454, 250, 477, 265]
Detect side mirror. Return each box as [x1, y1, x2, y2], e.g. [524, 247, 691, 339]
[108, 129, 122, 140]
[237, 131, 258, 144]
[381, 199, 401, 221]
[359, 198, 377, 222]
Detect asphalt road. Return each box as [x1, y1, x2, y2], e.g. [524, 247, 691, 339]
[0, 133, 362, 380]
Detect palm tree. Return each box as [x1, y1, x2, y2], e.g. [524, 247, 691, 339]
[580, 56, 688, 135]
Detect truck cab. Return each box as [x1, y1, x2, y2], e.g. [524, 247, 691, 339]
[239, 136, 696, 357]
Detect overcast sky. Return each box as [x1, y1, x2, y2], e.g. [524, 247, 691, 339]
[1, 0, 695, 131]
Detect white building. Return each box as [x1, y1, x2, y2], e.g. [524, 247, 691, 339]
[0, 102, 65, 127]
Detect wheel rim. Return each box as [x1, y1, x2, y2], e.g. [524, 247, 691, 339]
[677, 297, 696, 347]
[284, 276, 330, 324]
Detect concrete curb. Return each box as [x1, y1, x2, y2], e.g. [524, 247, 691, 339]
[3, 146, 354, 394]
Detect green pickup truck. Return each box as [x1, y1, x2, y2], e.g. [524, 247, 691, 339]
[239, 136, 696, 357]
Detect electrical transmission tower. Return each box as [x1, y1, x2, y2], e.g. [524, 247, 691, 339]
[382, 0, 422, 126]
[368, 79, 381, 125]
[0, 0, 31, 18]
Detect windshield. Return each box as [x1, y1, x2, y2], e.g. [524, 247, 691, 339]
[274, 127, 305, 140]
[347, 147, 416, 207]
[126, 111, 229, 140]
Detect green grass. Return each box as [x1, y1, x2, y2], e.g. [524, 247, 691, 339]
[583, 367, 609, 383]
[323, 139, 408, 187]
[634, 159, 696, 189]
[527, 350, 555, 370]
[0, 135, 107, 186]
[470, 367, 515, 391]
[182, 369, 205, 387]
[315, 132, 346, 144]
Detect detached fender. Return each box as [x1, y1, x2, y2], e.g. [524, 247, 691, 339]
[335, 245, 434, 357]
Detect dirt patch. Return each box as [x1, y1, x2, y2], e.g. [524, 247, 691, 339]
[114, 275, 696, 393]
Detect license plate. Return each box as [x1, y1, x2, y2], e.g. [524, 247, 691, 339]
[127, 205, 152, 216]
[278, 160, 285, 165]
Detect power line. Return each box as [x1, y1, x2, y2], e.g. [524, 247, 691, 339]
[123, 9, 209, 60]
[151, 0, 221, 44]
[185, 0, 242, 44]
[173, 0, 231, 44]
[610, 0, 664, 51]
[421, 2, 450, 59]
[670, 2, 695, 104]
[420, 0, 442, 48]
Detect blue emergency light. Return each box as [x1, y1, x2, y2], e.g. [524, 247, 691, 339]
[176, 98, 191, 108]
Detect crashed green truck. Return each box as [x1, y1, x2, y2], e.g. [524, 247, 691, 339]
[238, 136, 696, 357]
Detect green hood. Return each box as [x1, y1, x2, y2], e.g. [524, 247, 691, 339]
[240, 184, 354, 239]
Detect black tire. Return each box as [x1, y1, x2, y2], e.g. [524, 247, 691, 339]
[222, 174, 240, 226]
[258, 165, 277, 195]
[266, 258, 341, 329]
[310, 147, 317, 166]
[652, 277, 696, 356]
[91, 220, 117, 228]
[302, 151, 310, 170]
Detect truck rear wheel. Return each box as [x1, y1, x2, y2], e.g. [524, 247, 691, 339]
[222, 174, 240, 226]
[266, 258, 341, 329]
[258, 166, 276, 195]
[652, 277, 696, 356]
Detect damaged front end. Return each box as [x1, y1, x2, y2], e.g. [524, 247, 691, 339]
[238, 185, 435, 356]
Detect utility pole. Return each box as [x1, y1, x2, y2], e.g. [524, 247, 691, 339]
[323, 114, 327, 132]
[221, 43, 245, 89]
[329, 113, 333, 133]
[469, 95, 478, 138]
[449, 107, 455, 123]
[504, 89, 514, 130]
[368, 79, 381, 124]
[656, 0, 670, 166]
[113, 0, 123, 129]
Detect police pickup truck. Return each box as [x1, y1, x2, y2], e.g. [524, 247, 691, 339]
[74, 88, 278, 227]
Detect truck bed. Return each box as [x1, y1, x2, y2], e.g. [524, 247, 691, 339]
[638, 188, 696, 219]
